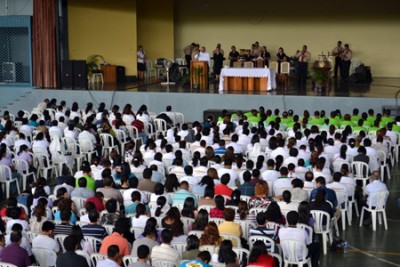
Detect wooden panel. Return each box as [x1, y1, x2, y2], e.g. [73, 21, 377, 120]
[247, 77, 254, 91]
[190, 61, 209, 90]
[255, 77, 268, 91]
[233, 77, 242, 90]
[102, 65, 117, 83]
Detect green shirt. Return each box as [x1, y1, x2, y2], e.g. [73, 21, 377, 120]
[76, 174, 95, 191]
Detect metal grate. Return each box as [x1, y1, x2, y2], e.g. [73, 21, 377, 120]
[0, 16, 32, 86]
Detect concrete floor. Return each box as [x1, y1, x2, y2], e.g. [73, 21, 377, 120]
[320, 165, 400, 267]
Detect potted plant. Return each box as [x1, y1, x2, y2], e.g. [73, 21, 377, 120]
[86, 54, 106, 76]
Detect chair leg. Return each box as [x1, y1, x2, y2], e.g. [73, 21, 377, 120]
[6, 182, 10, 199]
[383, 210, 388, 230]
[371, 211, 377, 231]
[359, 208, 365, 227]
[322, 233, 328, 255]
[342, 211, 346, 230]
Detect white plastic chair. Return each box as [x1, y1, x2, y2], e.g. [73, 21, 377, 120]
[175, 58, 187, 77]
[114, 129, 130, 156]
[171, 242, 187, 259]
[63, 137, 84, 170]
[90, 253, 107, 267]
[335, 190, 351, 230]
[152, 260, 177, 267]
[232, 248, 250, 265]
[54, 234, 68, 252]
[359, 190, 389, 231]
[377, 151, 391, 180]
[145, 59, 156, 80]
[26, 231, 39, 243]
[280, 239, 311, 267]
[130, 226, 145, 239]
[310, 210, 332, 255]
[78, 138, 97, 162]
[209, 217, 225, 226]
[100, 133, 119, 159]
[0, 164, 20, 198]
[181, 216, 195, 235]
[351, 161, 370, 195]
[249, 207, 267, 216]
[198, 205, 214, 213]
[154, 118, 168, 136]
[234, 220, 256, 240]
[32, 248, 57, 267]
[187, 230, 204, 239]
[103, 224, 115, 235]
[199, 245, 217, 254]
[297, 223, 313, 245]
[12, 158, 35, 191]
[72, 197, 87, 213]
[83, 236, 102, 253]
[123, 255, 138, 267]
[33, 153, 57, 181]
[249, 235, 275, 252]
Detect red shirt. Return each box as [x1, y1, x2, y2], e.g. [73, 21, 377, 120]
[0, 207, 26, 220]
[210, 208, 224, 218]
[214, 184, 233, 197]
[86, 197, 105, 212]
[131, 120, 144, 132]
[249, 254, 276, 267]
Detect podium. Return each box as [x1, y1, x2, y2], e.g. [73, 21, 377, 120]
[101, 64, 117, 83]
[190, 61, 209, 90]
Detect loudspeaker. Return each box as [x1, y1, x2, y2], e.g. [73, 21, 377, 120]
[61, 60, 73, 89]
[73, 60, 87, 89]
[116, 66, 126, 83]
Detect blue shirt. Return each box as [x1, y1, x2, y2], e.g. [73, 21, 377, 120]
[54, 211, 77, 224]
[310, 186, 338, 208]
[214, 146, 226, 155]
[172, 189, 198, 208]
[237, 182, 255, 196]
[125, 202, 150, 215]
[180, 259, 211, 267]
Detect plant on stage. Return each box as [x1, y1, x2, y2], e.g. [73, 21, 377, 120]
[86, 54, 106, 76]
[311, 67, 328, 86]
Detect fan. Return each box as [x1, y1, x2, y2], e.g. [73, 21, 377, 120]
[161, 59, 176, 85]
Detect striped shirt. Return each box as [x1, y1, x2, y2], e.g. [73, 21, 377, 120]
[54, 223, 73, 236]
[151, 243, 180, 262]
[82, 224, 108, 239]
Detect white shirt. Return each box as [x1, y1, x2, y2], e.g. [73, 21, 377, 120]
[97, 259, 120, 267]
[32, 234, 60, 253]
[273, 178, 293, 196]
[131, 215, 149, 227]
[123, 188, 148, 206]
[279, 227, 309, 260]
[217, 168, 238, 187]
[197, 52, 211, 66]
[365, 180, 388, 206]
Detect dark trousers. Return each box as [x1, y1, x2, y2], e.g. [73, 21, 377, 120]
[307, 242, 321, 267]
[185, 55, 191, 70]
[341, 60, 351, 80]
[334, 57, 342, 78]
[297, 62, 308, 89]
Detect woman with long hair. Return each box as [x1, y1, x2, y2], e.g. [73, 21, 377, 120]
[182, 235, 201, 260]
[70, 225, 93, 254]
[199, 222, 221, 246]
[266, 202, 286, 225]
[192, 209, 209, 231]
[210, 195, 225, 218]
[181, 197, 197, 219]
[235, 200, 255, 223]
[164, 174, 180, 193]
[162, 207, 186, 242]
[248, 240, 275, 267]
[132, 203, 149, 227]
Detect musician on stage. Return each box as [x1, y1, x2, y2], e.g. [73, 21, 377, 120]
[331, 40, 344, 79]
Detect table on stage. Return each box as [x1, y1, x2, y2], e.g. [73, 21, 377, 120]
[219, 68, 276, 92]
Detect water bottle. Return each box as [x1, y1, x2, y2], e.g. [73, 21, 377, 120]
[343, 241, 349, 253]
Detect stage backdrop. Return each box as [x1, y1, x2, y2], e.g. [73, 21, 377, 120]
[174, 0, 400, 77]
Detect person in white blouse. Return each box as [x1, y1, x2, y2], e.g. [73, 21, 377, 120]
[131, 204, 149, 227]
[196, 46, 211, 67]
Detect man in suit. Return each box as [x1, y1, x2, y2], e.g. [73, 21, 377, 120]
[331, 41, 343, 78]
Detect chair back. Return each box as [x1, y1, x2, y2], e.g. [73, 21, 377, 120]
[199, 245, 217, 254]
[351, 161, 369, 178]
[367, 190, 389, 210]
[103, 224, 115, 235]
[90, 253, 107, 267]
[54, 234, 68, 252]
[0, 164, 12, 182]
[114, 129, 129, 143]
[123, 256, 139, 267]
[152, 260, 177, 267]
[269, 61, 279, 73]
[209, 217, 225, 226]
[280, 62, 290, 74]
[198, 205, 214, 213]
[175, 58, 185, 66]
[233, 61, 242, 68]
[280, 239, 309, 264]
[249, 207, 266, 216]
[32, 248, 57, 267]
[171, 242, 187, 259]
[130, 226, 145, 239]
[154, 119, 168, 134]
[187, 230, 204, 239]
[232, 248, 250, 265]
[310, 210, 330, 233]
[0, 263, 18, 267]
[234, 220, 256, 240]
[12, 158, 30, 174]
[244, 61, 254, 68]
[83, 236, 102, 253]
[296, 223, 313, 244]
[100, 133, 116, 148]
[249, 235, 275, 252]
[72, 197, 87, 212]
[181, 217, 195, 235]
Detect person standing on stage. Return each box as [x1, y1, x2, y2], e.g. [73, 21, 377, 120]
[213, 43, 225, 56]
[331, 41, 344, 79]
[341, 43, 352, 82]
[228, 46, 239, 67]
[213, 47, 225, 82]
[184, 43, 196, 69]
[295, 45, 311, 90]
[137, 45, 146, 81]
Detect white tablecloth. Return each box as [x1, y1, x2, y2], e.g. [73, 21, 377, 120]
[219, 67, 276, 91]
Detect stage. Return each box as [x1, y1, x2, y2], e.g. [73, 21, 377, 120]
[1, 77, 400, 123]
